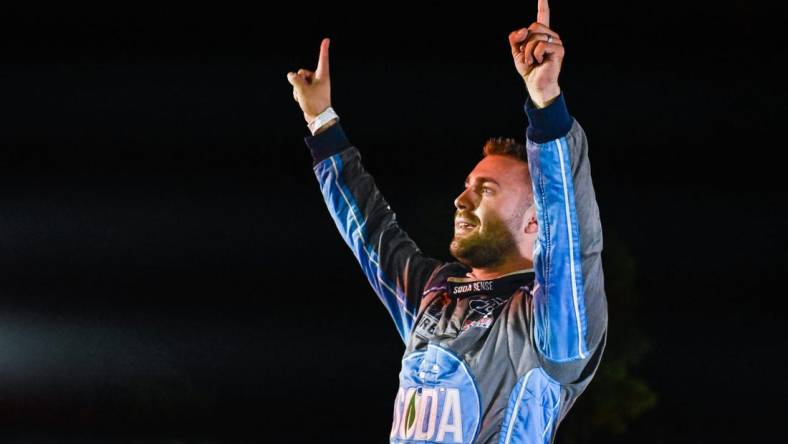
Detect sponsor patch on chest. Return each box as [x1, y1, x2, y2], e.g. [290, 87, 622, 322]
[461, 316, 493, 331]
[461, 296, 507, 331]
[450, 280, 494, 296]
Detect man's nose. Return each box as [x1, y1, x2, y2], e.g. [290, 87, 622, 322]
[454, 188, 475, 210]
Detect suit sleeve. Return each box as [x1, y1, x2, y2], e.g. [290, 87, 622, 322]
[304, 123, 445, 344]
[524, 93, 609, 384]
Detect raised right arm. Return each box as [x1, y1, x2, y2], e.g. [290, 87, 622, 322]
[304, 123, 444, 343]
[287, 39, 444, 343]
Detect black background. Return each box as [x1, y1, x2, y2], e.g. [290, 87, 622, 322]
[0, 2, 785, 443]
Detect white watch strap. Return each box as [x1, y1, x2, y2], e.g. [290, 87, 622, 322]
[308, 106, 339, 135]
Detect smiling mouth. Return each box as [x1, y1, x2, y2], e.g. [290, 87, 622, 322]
[455, 222, 477, 232]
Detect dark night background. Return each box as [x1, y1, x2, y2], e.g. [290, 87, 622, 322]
[0, 2, 785, 443]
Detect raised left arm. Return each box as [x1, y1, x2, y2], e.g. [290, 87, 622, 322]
[511, 0, 608, 384]
[525, 92, 608, 384]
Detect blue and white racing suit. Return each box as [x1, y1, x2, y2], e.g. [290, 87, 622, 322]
[303, 92, 608, 444]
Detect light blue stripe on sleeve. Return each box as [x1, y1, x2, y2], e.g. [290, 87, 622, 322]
[314, 153, 415, 343]
[529, 136, 589, 362]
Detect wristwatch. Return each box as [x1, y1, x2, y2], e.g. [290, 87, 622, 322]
[308, 106, 339, 135]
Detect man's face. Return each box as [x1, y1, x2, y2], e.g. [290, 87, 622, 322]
[450, 154, 533, 269]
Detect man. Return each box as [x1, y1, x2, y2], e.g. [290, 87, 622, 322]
[286, 1, 607, 442]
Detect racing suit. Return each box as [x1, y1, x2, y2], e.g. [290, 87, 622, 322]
[303, 92, 608, 444]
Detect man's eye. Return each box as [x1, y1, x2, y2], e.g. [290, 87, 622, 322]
[482, 187, 494, 194]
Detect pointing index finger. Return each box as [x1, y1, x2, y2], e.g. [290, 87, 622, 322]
[537, 0, 550, 27]
[316, 38, 330, 80]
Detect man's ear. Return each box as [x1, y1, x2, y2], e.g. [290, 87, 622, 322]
[525, 215, 538, 234]
[523, 206, 538, 235]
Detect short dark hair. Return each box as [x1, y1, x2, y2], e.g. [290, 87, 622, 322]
[482, 137, 526, 161]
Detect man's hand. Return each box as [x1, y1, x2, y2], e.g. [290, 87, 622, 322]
[287, 38, 332, 124]
[508, 0, 564, 107]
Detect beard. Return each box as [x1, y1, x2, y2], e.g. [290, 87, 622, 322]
[449, 211, 519, 269]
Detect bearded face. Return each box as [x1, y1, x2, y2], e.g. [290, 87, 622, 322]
[451, 153, 536, 271]
[449, 210, 520, 269]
